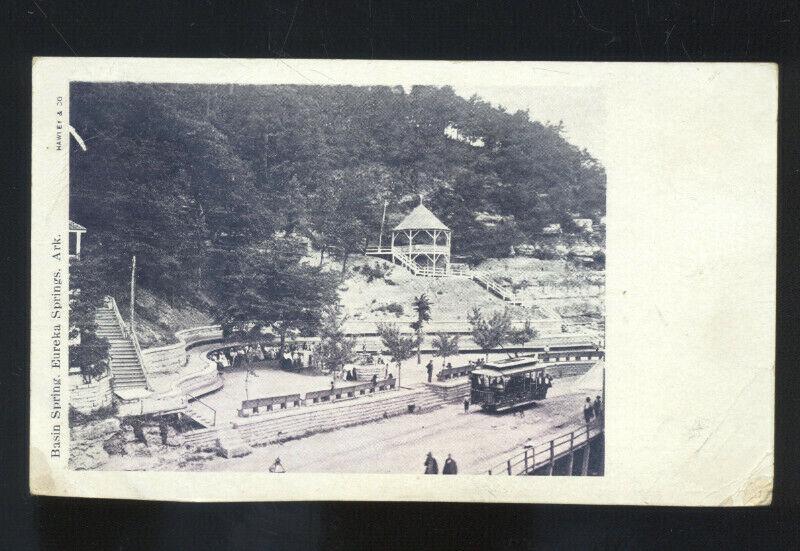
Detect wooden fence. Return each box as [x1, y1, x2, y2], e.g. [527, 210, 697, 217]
[487, 419, 604, 476]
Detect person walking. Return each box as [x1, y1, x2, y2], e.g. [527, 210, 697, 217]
[424, 452, 438, 474]
[583, 397, 594, 424]
[131, 418, 148, 447]
[158, 417, 169, 446]
[463, 398, 470, 413]
[442, 454, 458, 474]
[426, 360, 434, 383]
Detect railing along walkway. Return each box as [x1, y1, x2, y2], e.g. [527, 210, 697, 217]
[487, 418, 604, 476]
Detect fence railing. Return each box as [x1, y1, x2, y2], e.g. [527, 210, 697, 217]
[186, 391, 217, 427]
[365, 246, 392, 255]
[487, 418, 604, 475]
[471, 272, 519, 303]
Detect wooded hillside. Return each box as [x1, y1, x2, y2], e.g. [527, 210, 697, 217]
[69, 83, 605, 336]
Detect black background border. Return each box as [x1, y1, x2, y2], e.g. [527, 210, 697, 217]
[4, 1, 799, 549]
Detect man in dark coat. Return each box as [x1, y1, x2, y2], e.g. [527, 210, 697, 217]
[583, 397, 594, 424]
[131, 418, 148, 447]
[593, 395, 603, 419]
[463, 398, 470, 413]
[158, 417, 169, 446]
[426, 360, 434, 383]
[424, 452, 438, 474]
[442, 454, 458, 474]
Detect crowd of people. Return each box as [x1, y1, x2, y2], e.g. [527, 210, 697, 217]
[208, 342, 312, 372]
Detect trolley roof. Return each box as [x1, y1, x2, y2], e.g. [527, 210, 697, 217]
[472, 365, 545, 377]
[472, 354, 542, 377]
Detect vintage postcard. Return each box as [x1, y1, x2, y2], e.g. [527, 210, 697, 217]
[30, 59, 775, 504]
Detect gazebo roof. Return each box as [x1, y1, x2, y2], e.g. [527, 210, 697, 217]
[393, 203, 450, 231]
[69, 220, 86, 232]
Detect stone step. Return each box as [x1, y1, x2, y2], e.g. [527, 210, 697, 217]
[111, 371, 144, 378]
[111, 367, 144, 375]
[216, 430, 251, 458]
[112, 375, 144, 381]
[113, 382, 147, 389]
[113, 378, 146, 384]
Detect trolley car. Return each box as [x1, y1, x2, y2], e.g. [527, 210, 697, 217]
[469, 355, 552, 413]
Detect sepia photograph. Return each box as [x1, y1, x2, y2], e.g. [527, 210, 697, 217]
[29, 59, 775, 505]
[65, 81, 606, 476]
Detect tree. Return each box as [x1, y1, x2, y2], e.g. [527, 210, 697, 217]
[410, 294, 432, 364]
[68, 243, 112, 382]
[467, 307, 513, 360]
[431, 333, 460, 367]
[213, 245, 339, 354]
[507, 320, 538, 356]
[316, 304, 357, 372]
[376, 322, 419, 389]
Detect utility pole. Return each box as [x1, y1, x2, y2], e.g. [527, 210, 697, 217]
[601, 360, 606, 430]
[130, 255, 136, 332]
[378, 199, 388, 249]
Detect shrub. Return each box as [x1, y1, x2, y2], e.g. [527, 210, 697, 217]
[69, 403, 117, 426]
[374, 302, 404, 317]
[511, 279, 531, 292]
[361, 263, 389, 283]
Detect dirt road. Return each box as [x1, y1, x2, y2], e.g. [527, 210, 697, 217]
[201, 388, 592, 475]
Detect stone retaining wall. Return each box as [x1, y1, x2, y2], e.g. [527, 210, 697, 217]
[69, 372, 113, 414]
[233, 387, 443, 447]
[426, 380, 471, 403]
[141, 325, 224, 374]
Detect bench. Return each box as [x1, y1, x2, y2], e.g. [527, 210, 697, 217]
[541, 350, 604, 364]
[238, 393, 302, 417]
[436, 364, 476, 382]
[304, 389, 334, 405]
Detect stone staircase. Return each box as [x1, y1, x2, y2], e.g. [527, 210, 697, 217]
[94, 306, 148, 392]
[185, 401, 216, 428]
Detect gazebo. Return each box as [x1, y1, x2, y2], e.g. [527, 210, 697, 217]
[69, 220, 87, 261]
[389, 201, 451, 276]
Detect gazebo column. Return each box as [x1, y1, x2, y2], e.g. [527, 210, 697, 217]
[75, 231, 82, 260]
[391, 232, 396, 263]
[445, 231, 451, 274]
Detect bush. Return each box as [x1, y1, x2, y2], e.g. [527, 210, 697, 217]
[361, 263, 389, 283]
[69, 403, 117, 426]
[592, 251, 606, 269]
[374, 302, 404, 317]
[511, 279, 531, 292]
